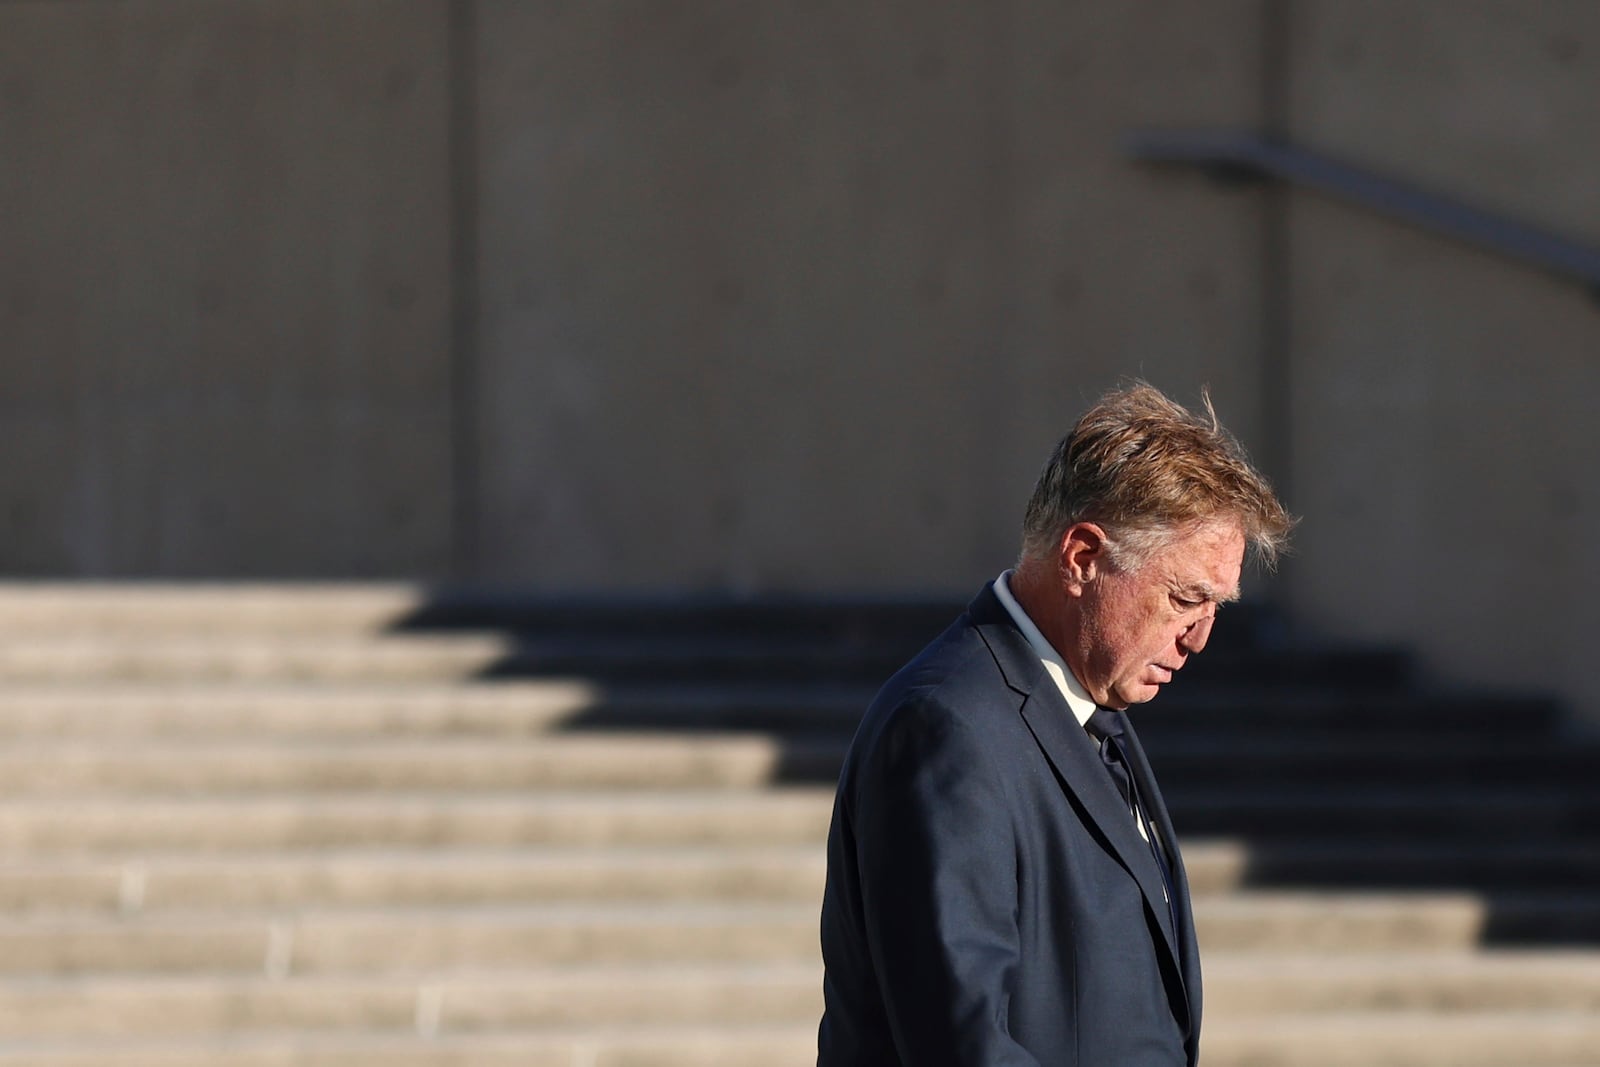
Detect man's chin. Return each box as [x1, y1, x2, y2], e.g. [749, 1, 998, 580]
[1114, 684, 1162, 707]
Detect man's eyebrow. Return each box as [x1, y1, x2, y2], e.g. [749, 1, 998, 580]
[1175, 580, 1242, 605]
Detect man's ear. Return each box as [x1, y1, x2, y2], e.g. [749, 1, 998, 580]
[1058, 523, 1108, 593]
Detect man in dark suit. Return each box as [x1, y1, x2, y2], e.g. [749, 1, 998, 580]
[818, 383, 1293, 1065]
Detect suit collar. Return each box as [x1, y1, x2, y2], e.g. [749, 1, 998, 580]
[966, 583, 1045, 698]
[990, 570, 1097, 727]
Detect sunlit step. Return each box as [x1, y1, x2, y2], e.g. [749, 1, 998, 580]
[0, 847, 829, 913]
[0, 735, 845, 794]
[0, 1015, 1597, 1067]
[0, 790, 839, 853]
[0, 894, 1591, 977]
[5, 953, 1600, 1038]
[0, 636, 510, 683]
[0, 681, 873, 738]
[0, 964, 823, 1037]
[0, 585, 424, 635]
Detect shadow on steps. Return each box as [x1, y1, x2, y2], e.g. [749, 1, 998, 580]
[392, 591, 1600, 948]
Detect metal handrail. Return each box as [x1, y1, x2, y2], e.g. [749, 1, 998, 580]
[1126, 129, 1600, 303]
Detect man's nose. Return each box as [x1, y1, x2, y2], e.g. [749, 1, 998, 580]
[1179, 611, 1215, 654]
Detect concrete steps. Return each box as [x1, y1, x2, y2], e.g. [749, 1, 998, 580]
[0, 634, 1417, 687]
[0, 681, 1557, 737]
[0, 965, 828, 1037]
[0, 683, 607, 738]
[1144, 733, 1600, 786]
[1182, 838, 1600, 893]
[1, 952, 1596, 1038]
[0, 584, 1591, 1065]
[0, 735, 846, 794]
[1198, 1013, 1600, 1067]
[0, 585, 421, 634]
[6, 839, 1591, 912]
[0, 731, 1595, 796]
[0, 635, 511, 683]
[0, 848, 831, 911]
[0, 791, 838, 852]
[5, 894, 1591, 978]
[0, 1018, 1597, 1067]
[1202, 951, 1600, 1013]
[0, 1028, 825, 1067]
[0, 905, 827, 975]
[1167, 784, 1600, 841]
[9, 838, 1595, 911]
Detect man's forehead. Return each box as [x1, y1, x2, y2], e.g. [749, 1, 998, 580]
[1155, 525, 1245, 601]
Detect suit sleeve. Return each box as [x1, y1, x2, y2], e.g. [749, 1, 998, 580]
[851, 692, 1044, 1066]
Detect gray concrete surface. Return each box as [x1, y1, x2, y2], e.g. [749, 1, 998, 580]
[1282, 1, 1600, 715]
[473, 0, 1269, 592]
[6, 2, 1600, 718]
[0, 0, 454, 576]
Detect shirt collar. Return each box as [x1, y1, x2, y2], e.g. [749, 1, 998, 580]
[993, 570, 1098, 729]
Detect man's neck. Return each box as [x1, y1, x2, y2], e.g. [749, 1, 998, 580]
[1008, 563, 1070, 657]
[995, 569, 1098, 727]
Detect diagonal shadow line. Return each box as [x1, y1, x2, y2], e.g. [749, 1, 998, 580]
[390, 591, 1600, 948]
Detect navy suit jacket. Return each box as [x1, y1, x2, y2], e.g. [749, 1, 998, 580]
[818, 584, 1201, 1066]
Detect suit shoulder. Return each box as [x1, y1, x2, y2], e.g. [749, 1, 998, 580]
[849, 617, 1019, 762]
[878, 614, 1012, 712]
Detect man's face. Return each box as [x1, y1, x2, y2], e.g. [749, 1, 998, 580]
[1073, 521, 1245, 710]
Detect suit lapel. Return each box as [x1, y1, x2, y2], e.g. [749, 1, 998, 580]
[968, 588, 1184, 967]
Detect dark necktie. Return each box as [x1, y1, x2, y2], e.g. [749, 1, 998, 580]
[1086, 707, 1178, 936]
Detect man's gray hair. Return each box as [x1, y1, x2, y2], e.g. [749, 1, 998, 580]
[1020, 382, 1294, 572]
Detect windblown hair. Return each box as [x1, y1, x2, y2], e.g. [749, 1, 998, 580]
[1020, 382, 1295, 571]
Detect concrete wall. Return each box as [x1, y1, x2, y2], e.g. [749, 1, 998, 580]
[0, 0, 1270, 588]
[1280, 1, 1600, 714]
[474, 0, 1267, 592]
[8, 2, 1600, 714]
[0, 0, 454, 576]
